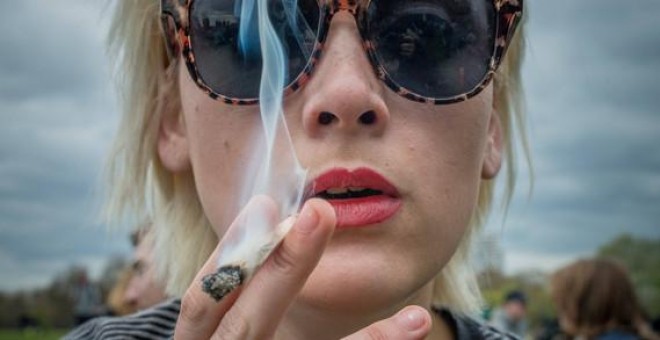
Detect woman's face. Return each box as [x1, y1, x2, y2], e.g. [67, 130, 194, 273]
[160, 13, 501, 313]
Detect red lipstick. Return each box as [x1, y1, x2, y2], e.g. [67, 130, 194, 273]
[306, 168, 402, 229]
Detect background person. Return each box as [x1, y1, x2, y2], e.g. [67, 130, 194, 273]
[69, 270, 105, 326]
[550, 258, 660, 340]
[106, 224, 170, 315]
[123, 225, 169, 312]
[491, 290, 529, 338]
[106, 266, 136, 316]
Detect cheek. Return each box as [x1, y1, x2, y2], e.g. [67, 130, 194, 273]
[406, 124, 484, 213]
[396, 97, 490, 225]
[179, 74, 262, 235]
[393, 95, 492, 278]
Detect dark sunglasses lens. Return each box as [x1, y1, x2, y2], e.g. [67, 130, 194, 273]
[190, 0, 320, 99]
[367, 0, 496, 99]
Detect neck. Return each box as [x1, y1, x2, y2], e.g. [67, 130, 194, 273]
[274, 282, 455, 340]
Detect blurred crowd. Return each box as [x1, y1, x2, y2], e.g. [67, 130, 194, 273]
[2, 234, 660, 340]
[63, 254, 660, 339]
[485, 258, 660, 340]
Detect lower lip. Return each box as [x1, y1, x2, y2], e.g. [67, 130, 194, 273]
[326, 195, 402, 229]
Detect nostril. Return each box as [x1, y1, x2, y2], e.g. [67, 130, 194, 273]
[358, 110, 377, 125]
[318, 111, 336, 125]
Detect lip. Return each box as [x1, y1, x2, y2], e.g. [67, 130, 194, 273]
[305, 168, 402, 229]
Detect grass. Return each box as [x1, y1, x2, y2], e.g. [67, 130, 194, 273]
[0, 329, 68, 340]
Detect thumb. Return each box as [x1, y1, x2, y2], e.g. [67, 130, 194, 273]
[343, 306, 432, 340]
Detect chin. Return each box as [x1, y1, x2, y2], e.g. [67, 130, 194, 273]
[294, 245, 428, 316]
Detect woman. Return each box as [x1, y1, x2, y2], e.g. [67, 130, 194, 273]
[550, 258, 660, 340]
[67, 0, 527, 338]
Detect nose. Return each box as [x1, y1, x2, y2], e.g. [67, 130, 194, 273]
[301, 14, 390, 138]
[123, 282, 138, 308]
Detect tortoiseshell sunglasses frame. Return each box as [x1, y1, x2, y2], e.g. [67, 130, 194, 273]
[161, 0, 523, 105]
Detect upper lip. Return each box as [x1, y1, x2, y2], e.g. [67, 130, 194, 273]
[304, 167, 400, 200]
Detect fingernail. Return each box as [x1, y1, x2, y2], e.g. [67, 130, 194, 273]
[395, 307, 426, 332]
[296, 203, 319, 234]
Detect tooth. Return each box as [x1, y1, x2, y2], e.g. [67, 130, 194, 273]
[326, 188, 348, 194]
[348, 187, 365, 192]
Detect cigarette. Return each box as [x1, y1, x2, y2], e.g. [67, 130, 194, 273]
[201, 215, 296, 301]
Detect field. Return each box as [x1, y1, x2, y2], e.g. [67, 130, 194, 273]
[0, 329, 68, 340]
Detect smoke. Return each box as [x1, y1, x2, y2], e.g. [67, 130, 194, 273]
[214, 0, 307, 275]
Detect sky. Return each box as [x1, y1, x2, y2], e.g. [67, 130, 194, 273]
[1, 0, 659, 292]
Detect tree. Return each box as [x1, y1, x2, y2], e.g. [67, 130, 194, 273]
[597, 233, 660, 316]
[0, 292, 28, 328]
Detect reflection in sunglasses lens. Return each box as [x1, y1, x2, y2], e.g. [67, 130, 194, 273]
[368, 0, 495, 99]
[191, 0, 320, 99]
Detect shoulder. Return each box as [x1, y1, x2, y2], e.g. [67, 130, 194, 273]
[64, 299, 181, 340]
[433, 306, 521, 340]
[597, 330, 641, 340]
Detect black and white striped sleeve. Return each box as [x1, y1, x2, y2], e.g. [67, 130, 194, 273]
[64, 299, 181, 340]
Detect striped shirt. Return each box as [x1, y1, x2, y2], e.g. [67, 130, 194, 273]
[65, 299, 519, 339]
[64, 300, 179, 339]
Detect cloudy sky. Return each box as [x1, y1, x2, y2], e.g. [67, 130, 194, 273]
[1, 1, 659, 292]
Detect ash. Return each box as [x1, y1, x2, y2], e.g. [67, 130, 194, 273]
[201, 265, 245, 302]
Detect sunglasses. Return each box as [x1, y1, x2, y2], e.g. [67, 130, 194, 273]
[161, 0, 523, 105]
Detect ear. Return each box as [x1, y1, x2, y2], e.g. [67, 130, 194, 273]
[158, 111, 191, 172]
[481, 109, 503, 179]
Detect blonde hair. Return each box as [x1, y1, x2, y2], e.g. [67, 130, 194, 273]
[107, 267, 137, 316]
[105, 1, 530, 312]
[432, 11, 529, 311]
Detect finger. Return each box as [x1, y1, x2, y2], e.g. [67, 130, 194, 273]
[174, 196, 277, 340]
[214, 198, 336, 339]
[343, 306, 432, 340]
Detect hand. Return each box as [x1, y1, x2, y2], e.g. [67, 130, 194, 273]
[174, 197, 432, 339]
[342, 305, 432, 340]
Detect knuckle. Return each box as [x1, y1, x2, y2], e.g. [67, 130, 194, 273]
[269, 242, 301, 277]
[179, 288, 208, 325]
[364, 326, 390, 340]
[214, 306, 251, 339]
